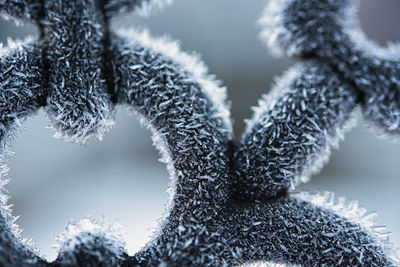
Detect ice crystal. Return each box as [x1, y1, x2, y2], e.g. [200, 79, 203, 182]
[55, 217, 127, 266]
[0, 0, 399, 266]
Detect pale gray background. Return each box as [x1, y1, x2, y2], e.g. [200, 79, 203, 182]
[0, 0, 399, 261]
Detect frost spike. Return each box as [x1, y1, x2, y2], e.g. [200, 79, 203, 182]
[233, 62, 359, 200]
[134, 193, 398, 266]
[0, 0, 399, 266]
[110, 30, 232, 217]
[42, 0, 114, 143]
[0, 0, 42, 22]
[0, 39, 45, 266]
[260, 0, 400, 137]
[104, 0, 173, 18]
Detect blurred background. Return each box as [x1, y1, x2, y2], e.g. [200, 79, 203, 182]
[0, 0, 399, 261]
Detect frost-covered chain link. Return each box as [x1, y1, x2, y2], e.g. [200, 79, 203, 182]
[233, 0, 400, 201]
[261, 0, 400, 135]
[0, 0, 399, 266]
[0, 0, 171, 142]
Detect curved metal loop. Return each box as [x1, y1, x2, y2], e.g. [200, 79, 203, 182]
[0, 0, 398, 266]
[109, 30, 233, 215]
[0, 39, 46, 266]
[134, 194, 397, 266]
[260, 0, 400, 135]
[236, 0, 400, 199]
[233, 62, 359, 201]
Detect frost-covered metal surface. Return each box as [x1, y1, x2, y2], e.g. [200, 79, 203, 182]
[0, 39, 46, 266]
[0, 0, 399, 266]
[233, 63, 359, 200]
[0, 0, 42, 22]
[260, 0, 400, 137]
[55, 217, 127, 266]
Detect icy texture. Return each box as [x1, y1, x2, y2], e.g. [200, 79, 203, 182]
[0, 0, 399, 266]
[241, 262, 294, 267]
[233, 63, 359, 200]
[0, 38, 45, 266]
[55, 217, 127, 266]
[0, 0, 41, 23]
[260, 0, 400, 138]
[297, 192, 399, 264]
[105, 0, 173, 17]
[42, 0, 115, 143]
[132, 193, 397, 266]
